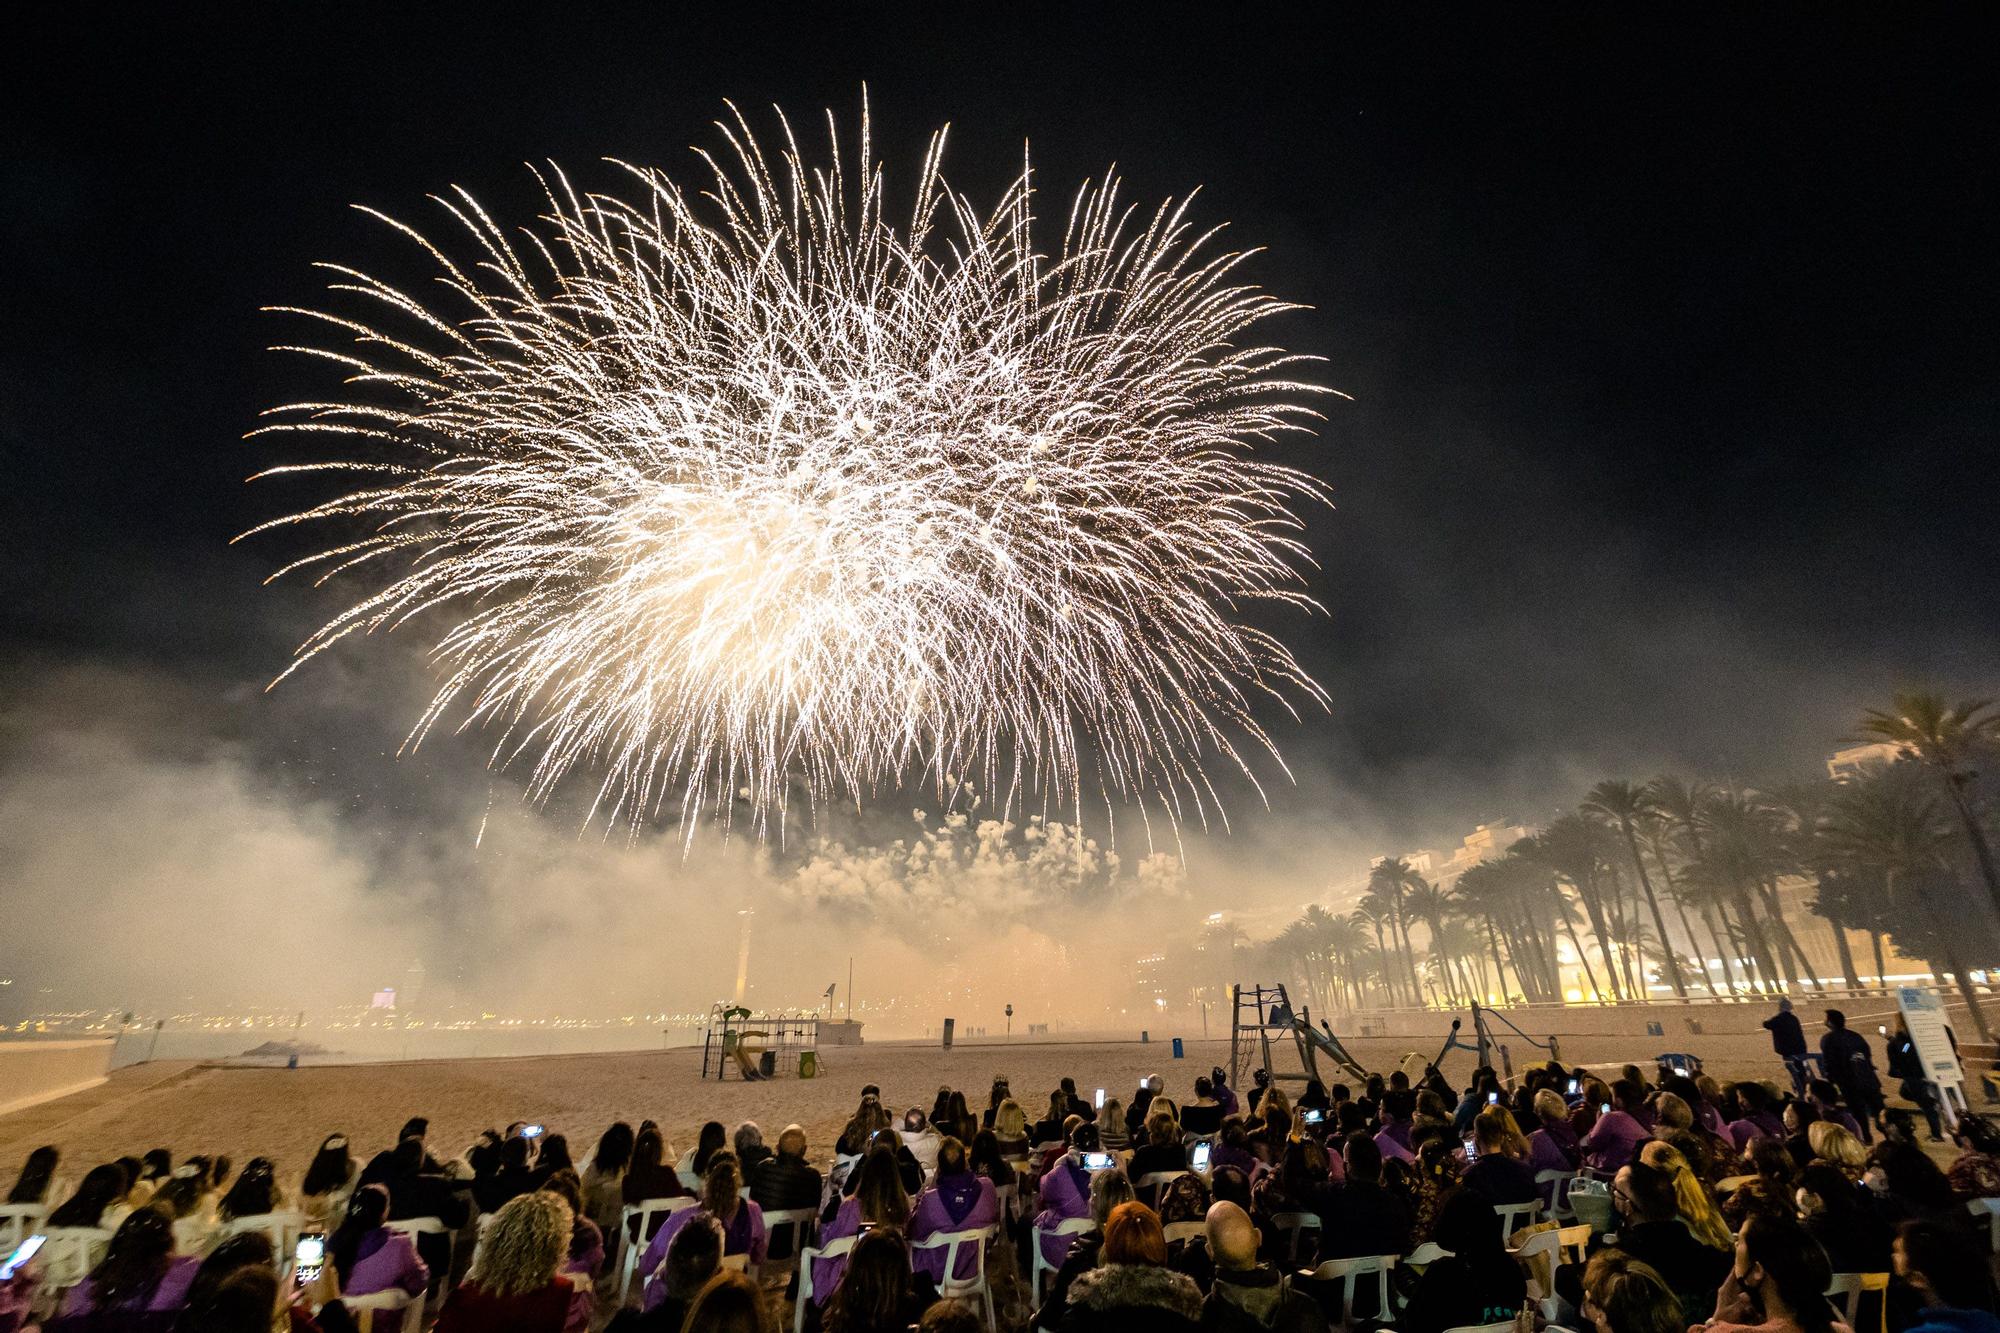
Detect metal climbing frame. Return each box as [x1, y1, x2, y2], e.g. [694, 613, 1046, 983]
[1228, 982, 1370, 1092]
[699, 1004, 823, 1080]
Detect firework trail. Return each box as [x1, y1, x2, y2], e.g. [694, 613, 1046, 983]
[244, 101, 1336, 838]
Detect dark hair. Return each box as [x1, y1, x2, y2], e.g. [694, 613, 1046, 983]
[91, 1207, 177, 1308]
[182, 1263, 281, 1333]
[826, 1227, 913, 1333]
[302, 1134, 352, 1197]
[632, 1126, 665, 1173]
[1210, 1164, 1252, 1209]
[592, 1121, 635, 1176]
[393, 1137, 427, 1176]
[1621, 1162, 1677, 1223]
[48, 1163, 128, 1227]
[1741, 1214, 1833, 1333]
[140, 1149, 172, 1181]
[1069, 1121, 1101, 1152]
[1611, 1078, 1644, 1110]
[693, 1121, 728, 1175]
[536, 1133, 573, 1175]
[1582, 1252, 1683, 1333]
[1825, 1009, 1847, 1028]
[1959, 1114, 2000, 1157]
[1383, 1090, 1416, 1122]
[1434, 1188, 1506, 1258]
[968, 1130, 1009, 1181]
[1343, 1132, 1383, 1183]
[1898, 1217, 1997, 1310]
[151, 1174, 206, 1220]
[1874, 1140, 1954, 1214]
[919, 1299, 986, 1333]
[218, 1157, 279, 1221]
[1747, 1138, 1797, 1190]
[7, 1147, 58, 1205]
[851, 1145, 910, 1229]
[935, 1136, 969, 1178]
[398, 1117, 429, 1141]
[329, 1183, 391, 1281]
[665, 1212, 725, 1298]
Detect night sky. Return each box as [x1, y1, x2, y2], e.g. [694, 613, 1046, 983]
[6, 7, 1997, 865]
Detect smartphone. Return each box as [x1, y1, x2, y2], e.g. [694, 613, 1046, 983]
[1190, 1142, 1213, 1171]
[1486, 1092, 1499, 1105]
[1567, 1078, 1580, 1095]
[1600, 1102, 1612, 1116]
[1, 1235, 46, 1282]
[1302, 1108, 1325, 1125]
[1081, 1151, 1115, 1171]
[522, 1124, 545, 1139]
[292, 1231, 327, 1286]
[1095, 1088, 1105, 1109]
[1463, 1136, 1479, 1162]
[1672, 1065, 1689, 1078]
[1879, 1025, 1889, 1037]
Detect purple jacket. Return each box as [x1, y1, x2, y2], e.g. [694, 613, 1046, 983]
[1528, 1122, 1579, 1176]
[344, 1228, 430, 1299]
[640, 1201, 766, 1311]
[1031, 1161, 1092, 1266]
[1582, 1110, 1649, 1172]
[61, 1256, 200, 1315]
[1374, 1125, 1415, 1165]
[1726, 1118, 1770, 1152]
[909, 1174, 998, 1282]
[808, 1197, 864, 1304]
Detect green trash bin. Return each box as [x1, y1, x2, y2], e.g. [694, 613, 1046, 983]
[798, 1050, 818, 1079]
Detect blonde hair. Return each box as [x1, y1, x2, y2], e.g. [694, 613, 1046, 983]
[1146, 1110, 1179, 1146]
[1641, 1142, 1730, 1250]
[993, 1099, 1028, 1140]
[1808, 1121, 1867, 1173]
[472, 1191, 568, 1298]
[1474, 1104, 1530, 1159]
[1532, 1089, 1567, 1123]
[1654, 1092, 1694, 1134]
[701, 1151, 743, 1223]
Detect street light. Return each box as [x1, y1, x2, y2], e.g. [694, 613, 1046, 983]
[1005, 1003, 1013, 1040]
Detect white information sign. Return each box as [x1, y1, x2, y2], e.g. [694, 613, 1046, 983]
[1896, 986, 1965, 1130]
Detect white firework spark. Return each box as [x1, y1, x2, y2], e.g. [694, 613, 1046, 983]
[243, 101, 1336, 838]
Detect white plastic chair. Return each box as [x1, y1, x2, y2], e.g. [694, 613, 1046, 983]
[1535, 1168, 1578, 1220]
[1404, 1240, 1451, 1269]
[382, 1216, 455, 1310]
[1968, 1196, 2000, 1254]
[1135, 1169, 1187, 1204]
[1557, 1223, 1592, 1266]
[1507, 1227, 1561, 1299]
[911, 1227, 995, 1330]
[219, 1210, 304, 1267]
[758, 1205, 818, 1278]
[794, 1233, 857, 1333]
[36, 1226, 113, 1295]
[1444, 1323, 1519, 1333]
[1162, 1220, 1205, 1246]
[0, 1202, 48, 1252]
[1267, 1210, 1322, 1265]
[993, 1181, 1019, 1224]
[615, 1196, 697, 1305]
[1303, 1253, 1397, 1331]
[1825, 1272, 1890, 1333]
[344, 1288, 424, 1333]
[1031, 1216, 1095, 1305]
[1493, 1198, 1543, 1241]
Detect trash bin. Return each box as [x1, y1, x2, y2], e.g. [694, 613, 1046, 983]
[759, 1050, 777, 1077]
[1140, 1030, 1150, 1044]
[799, 1050, 818, 1079]
[1171, 1037, 1184, 1059]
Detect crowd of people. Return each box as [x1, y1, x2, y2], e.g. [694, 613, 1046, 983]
[3, 1013, 1999, 1333]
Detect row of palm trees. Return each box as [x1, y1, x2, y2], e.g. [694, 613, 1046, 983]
[1257, 691, 2000, 1038]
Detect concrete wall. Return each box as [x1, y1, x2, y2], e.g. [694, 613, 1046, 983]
[0, 1039, 115, 1118]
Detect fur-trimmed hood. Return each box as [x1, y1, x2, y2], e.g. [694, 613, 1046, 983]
[1067, 1262, 1204, 1321]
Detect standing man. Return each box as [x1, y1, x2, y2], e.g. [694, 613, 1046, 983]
[1886, 1016, 1944, 1142]
[1762, 998, 1810, 1096]
[1820, 1009, 1884, 1142]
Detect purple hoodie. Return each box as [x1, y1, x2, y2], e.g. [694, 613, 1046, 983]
[641, 1201, 766, 1311]
[344, 1228, 430, 1299]
[1031, 1161, 1092, 1266]
[61, 1255, 200, 1315]
[909, 1173, 998, 1281]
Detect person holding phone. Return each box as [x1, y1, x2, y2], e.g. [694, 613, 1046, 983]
[1582, 1080, 1652, 1173]
[1459, 1106, 1538, 1206]
[1527, 1089, 1582, 1177]
[57, 1208, 200, 1320]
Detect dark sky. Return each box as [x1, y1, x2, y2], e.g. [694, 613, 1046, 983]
[5, 6, 1998, 858]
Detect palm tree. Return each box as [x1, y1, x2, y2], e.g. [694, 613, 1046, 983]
[1404, 879, 1466, 1007]
[1633, 808, 1724, 997]
[1525, 817, 1628, 1000]
[1352, 898, 1398, 1007]
[1583, 780, 1688, 997]
[1853, 692, 2000, 925]
[1693, 789, 1808, 991]
[1454, 860, 1528, 1002]
[1766, 780, 1863, 990]
[1651, 776, 1761, 994]
[1369, 858, 1427, 1005]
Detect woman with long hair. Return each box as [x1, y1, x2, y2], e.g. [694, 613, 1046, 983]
[6, 1147, 57, 1206]
[943, 1089, 978, 1145]
[538, 1170, 605, 1281]
[1691, 1213, 1834, 1333]
[637, 1153, 767, 1312]
[59, 1206, 199, 1317]
[218, 1157, 283, 1222]
[46, 1163, 132, 1231]
[328, 1182, 428, 1301]
[1460, 1104, 1540, 1206]
[991, 1099, 1031, 1157]
[1580, 1252, 1685, 1333]
[984, 1076, 1012, 1128]
[1637, 1141, 1731, 1251]
[1399, 1189, 1528, 1333]
[581, 1121, 634, 1231]
[299, 1133, 355, 1226]
[811, 1144, 911, 1308]
[435, 1191, 590, 1333]
[1796, 1162, 1892, 1275]
[967, 1130, 1016, 1189]
[1721, 1138, 1798, 1229]
[826, 1228, 929, 1333]
[683, 1121, 728, 1179]
[1032, 1091, 1070, 1146]
[909, 1137, 998, 1284]
[680, 1268, 769, 1333]
[1807, 1121, 1868, 1179]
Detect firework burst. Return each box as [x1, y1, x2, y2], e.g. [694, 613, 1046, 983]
[244, 101, 1335, 838]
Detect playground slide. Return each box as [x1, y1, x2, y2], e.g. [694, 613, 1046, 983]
[1301, 1018, 1370, 1081]
[733, 1032, 768, 1081]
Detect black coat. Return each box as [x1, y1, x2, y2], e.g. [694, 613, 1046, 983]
[1060, 1263, 1204, 1333]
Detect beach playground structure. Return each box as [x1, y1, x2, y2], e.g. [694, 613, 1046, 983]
[1228, 982, 1371, 1092]
[699, 1004, 824, 1081]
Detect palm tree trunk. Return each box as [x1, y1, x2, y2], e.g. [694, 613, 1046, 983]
[1700, 900, 1744, 996]
[1909, 870, 1995, 1042]
[1758, 880, 1822, 991]
[1573, 880, 1627, 1001]
[1943, 780, 2000, 930]
[1559, 908, 1605, 1002]
[1623, 826, 1688, 997]
[1826, 915, 1861, 991]
[1481, 912, 1512, 1003]
[1730, 884, 1784, 992]
[1868, 930, 1889, 994]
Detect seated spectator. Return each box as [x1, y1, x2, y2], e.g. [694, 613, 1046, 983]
[1034, 1168, 1135, 1330]
[328, 1183, 428, 1301]
[150, 1165, 221, 1256]
[1807, 1079, 1864, 1138]
[983, 1077, 1012, 1129]
[1252, 1139, 1331, 1231]
[217, 1157, 282, 1222]
[1062, 1077, 1099, 1125]
[732, 1121, 772, 1176]
[1579, 1250, 1686, 1333]
[1211, 1118, 1258, 1176]
[825, 1228, 931, 1333]
[813, 1145, 911, 1305]
[1690, 1214, 1834, 1333]
[539, 1170, 604, 1281]
[57, 1208, 199, 1320]
[1946, 1114, 2000, 1200]
[434, 1191, 590, 1333]
[1894, 1218, 2000, 1332]
[135, 1150, 173, 1200]
[1807, 1121, 1867, 1179]
[1528, 1088, 1582, 1175]
[579, 1121, 633, 1232]
[1131, 1110, 1191, 1183]
[1636, 1141, 1732, 1251]
[749, 1124, 824, 1217]
[1397, 1189, 1527, 1333]
[942, 1089, 980, 1145]
[1033, 1092, 1073, 1147]
[299, 1134, 357, 1227]
[1200, 1200, 1328, 1333]
[1031, 1125, 1099, 1269]
[1059, 1201, 1202, 1331]
[639, 1153, 764, 1311]
[1318, 1134, 1412, 1264]
[604, 1213, 721, 1333]
[47, 1164, 134, 1232]
[993, 1098, 1032, 1156]
[682, 1121, 728, 1181]
[621, 1125, 692, 1226]
[7, 1148, 57, 1206]
[474, 1134, 540, 1216]
[1795, 1162, 1891, 1276]
[910, 1137, 998, 1284]
[1098, 1099, 1130, 1151]
[1181, 1078, 1225, 1137]
[1608, 1162, 1730, 1324]
[176, 1231, 340, 1333]
[1461, 1104, 1538, 1205]
[1781, 1099, 1822, 1169]
[1374, 1091, 1416, 1164]
[1583, 1080, 1651, 1173]
[1212, 1070, 1241, 1118]
[1721, 1139, 1797, 1230]
[899, 1108, 942, 1177]
[1404, 1128, 1464, 1246]
[1864, 1138, 1957, 1225]
[967, 1130, 1017, 1190]
[1126, 1076, 1164, 1142]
